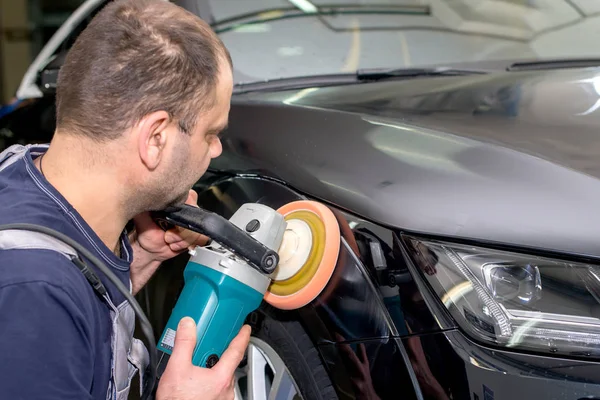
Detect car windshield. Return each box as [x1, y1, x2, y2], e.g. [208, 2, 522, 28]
[205, 0, 600, 85]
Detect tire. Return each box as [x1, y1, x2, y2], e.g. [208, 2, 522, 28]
[244, 303, 339, 400]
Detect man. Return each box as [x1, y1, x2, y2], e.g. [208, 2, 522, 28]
[0, 0, 250, 399]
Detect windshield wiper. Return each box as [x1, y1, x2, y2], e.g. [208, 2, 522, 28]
[357, 66, 488, 80]
[233, 67, 488, 94]
[507, 58, 600, 71]
[233, 73, 359, 94]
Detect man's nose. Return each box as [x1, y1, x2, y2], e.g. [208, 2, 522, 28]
[211, 139, 222, 158]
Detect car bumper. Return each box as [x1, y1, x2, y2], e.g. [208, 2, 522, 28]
[318, 327, 600, 400]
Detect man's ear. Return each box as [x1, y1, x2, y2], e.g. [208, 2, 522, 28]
[136, 110, 171, 171]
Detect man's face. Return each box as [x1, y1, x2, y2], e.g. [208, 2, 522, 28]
[187, 60, 233, 184]
[150, 59, 233, 210]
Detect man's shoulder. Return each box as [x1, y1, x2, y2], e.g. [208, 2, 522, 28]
[0, 154, 69, 231]
[0, 247, 99, 311]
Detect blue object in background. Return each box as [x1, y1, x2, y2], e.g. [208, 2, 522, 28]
[0, 99, 22, 119]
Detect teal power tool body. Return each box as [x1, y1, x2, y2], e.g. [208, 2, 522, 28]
[152, 203, 286, 371]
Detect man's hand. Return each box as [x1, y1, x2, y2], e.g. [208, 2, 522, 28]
[156, 317, 251, 400]
[133, 189, 210, 258]
[335, 333, 381, 400]
[129, 189, 210, 294]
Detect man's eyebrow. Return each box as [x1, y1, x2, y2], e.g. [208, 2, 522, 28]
[215, 121, 228, 135]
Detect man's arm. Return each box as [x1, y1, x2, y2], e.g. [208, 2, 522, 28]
[128, 237, 163, 294]
[0, 254, 95, 399]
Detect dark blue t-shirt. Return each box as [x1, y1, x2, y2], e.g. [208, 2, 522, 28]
[0, 146, 133, 399]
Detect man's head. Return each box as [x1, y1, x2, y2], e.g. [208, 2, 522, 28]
[55, 0, 232, 213]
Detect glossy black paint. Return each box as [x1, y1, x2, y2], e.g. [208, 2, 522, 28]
[171, 67, 600, 399]
[318, 327, 600, 400]
[318, 338, 421, 400]
[320, 207, 448, 338]
[416, 330, 600, 400]
[212, 67, 600, 260]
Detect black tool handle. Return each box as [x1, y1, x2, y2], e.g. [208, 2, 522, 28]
[152, 204, 278, 274]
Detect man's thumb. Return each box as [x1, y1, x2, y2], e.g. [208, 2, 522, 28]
[170, 317, 197, 365]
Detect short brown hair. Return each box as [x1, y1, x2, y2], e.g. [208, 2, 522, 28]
[55, 0, 231, 140]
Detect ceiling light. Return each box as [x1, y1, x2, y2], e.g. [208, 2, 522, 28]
[288, 0, 318, 13]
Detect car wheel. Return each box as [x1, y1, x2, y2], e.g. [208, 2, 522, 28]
[235, 304, 338, 400]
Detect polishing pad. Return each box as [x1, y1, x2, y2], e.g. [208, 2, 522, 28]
[264, 200, 341, 310]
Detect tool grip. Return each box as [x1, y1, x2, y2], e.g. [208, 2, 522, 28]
[152, 204, 278, 273]
[156, 261, 264, 369]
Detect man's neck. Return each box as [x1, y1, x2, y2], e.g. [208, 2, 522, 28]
[36, 135, 129, 254]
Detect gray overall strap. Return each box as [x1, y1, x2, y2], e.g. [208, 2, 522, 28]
[0, 229, 78, 258]
[0, 229, 108, 298]
[0, 143, 48, 172]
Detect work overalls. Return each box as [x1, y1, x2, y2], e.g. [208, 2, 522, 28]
[0, 144, 150, 399]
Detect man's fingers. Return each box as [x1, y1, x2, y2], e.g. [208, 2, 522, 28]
[169, 241, 189, 253]
[334, 332, 346, 342]
[165, 229, 183, 244]
[169, 317, 197, 367]
[186, 189, 199, 206]
[336, 339, 362, 370]
[213, 325, 251, 376]
[165, 227, 209, 244]
[165, 230, 210, 250]
[358, 343, 368, 364]
[175, 228, 200, 243]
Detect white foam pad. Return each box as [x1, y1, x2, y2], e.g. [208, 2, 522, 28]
[271, 219, 312, 281]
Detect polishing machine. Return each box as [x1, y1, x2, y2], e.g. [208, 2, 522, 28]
[152, 200, 341, 373]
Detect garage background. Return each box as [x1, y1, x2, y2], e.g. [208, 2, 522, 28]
[0, 0, 84, 104]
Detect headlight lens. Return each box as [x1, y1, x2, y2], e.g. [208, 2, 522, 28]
[406, 237, 600, 357]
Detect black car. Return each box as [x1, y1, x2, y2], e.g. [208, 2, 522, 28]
[3, 1, 600, 400]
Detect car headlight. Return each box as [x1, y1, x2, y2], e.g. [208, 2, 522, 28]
[405, 236, 600, 358]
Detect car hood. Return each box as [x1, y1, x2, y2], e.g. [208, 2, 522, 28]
[217, 67, 600, 258]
